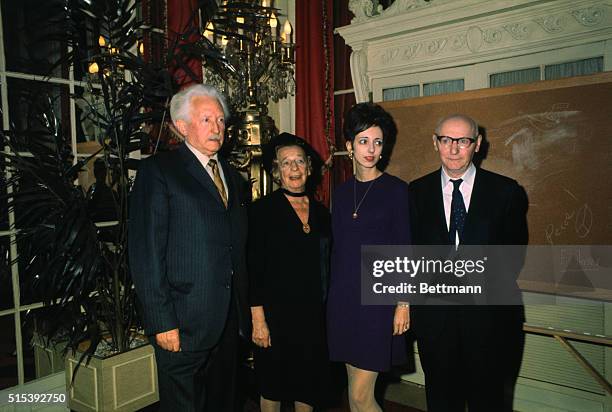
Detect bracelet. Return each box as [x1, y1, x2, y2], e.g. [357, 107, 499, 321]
[396, 302, 410, 308]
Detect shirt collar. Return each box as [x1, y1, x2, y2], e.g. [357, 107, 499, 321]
[185, 140, 218, 167]
[441, 163, 476, 190]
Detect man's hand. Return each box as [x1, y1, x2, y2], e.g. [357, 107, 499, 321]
[393, 304, 410, 335]
[156, 328, 181, 352]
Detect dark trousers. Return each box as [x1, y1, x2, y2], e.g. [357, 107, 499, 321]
[416, 307, 525, 412]
[154, 345, 211, 412]
[205, 293, 240, 412]
[153, 295, 240, 412]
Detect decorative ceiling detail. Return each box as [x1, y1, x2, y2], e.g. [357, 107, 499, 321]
[337, 0, 612, 102]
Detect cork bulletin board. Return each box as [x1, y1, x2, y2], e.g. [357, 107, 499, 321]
[380, 72, 612, 298]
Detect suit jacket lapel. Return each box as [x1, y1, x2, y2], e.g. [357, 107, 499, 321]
[462, 168, 486, 244]
[178, 143, 227, 208]
[430, 169, 450, 244]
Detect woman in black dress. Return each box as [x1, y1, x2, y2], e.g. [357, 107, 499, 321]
[248, 133, 331, 412]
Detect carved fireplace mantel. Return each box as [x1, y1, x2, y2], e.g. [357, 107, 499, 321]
[337, 0, 612, 102]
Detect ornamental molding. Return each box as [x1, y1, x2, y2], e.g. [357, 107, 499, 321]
[339, 0, 612, 102]
[377, 0, 440, 18]
[571, 5, 606, 26]
[348, 0, 383, 23]
[503, 23, 532, 41]
[534, 15, 567, 33]
[450, 34, 467, 51]
[483, 28, 504, 44]
[348, 0, 441, 23]
[366, 2, 611, 70]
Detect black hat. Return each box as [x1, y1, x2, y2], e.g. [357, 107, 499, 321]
[262, 132, 323, 190]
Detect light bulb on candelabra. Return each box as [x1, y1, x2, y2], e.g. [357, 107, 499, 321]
[88, 62, 99, 74]
[270, 12, 278, 39]
[262, 0, 268, 7]
[237, 16, 245, 35]
[283, 20, 292, 43]
[98, 36, 106, 47]
[221, 35, 228, 47]
[204, 22, 214, 41]
[138, 40, 144, 55]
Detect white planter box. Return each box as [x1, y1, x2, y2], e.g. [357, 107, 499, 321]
[65, 344, 158, 412]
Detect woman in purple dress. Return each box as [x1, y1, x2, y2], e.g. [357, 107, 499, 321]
[327, 103, 411, 411]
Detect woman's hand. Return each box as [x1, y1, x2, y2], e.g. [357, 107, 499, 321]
[251, 306, 272, 348]
[393, 303, 410, 335]
[252, 319, 272, 348]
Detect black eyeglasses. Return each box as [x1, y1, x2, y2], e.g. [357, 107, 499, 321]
[435, 135, 476, 149]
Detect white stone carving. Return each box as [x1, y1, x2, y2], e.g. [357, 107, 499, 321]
[426, 38, 448, 55]
[483, 28, 503, 44]
[503, 23, 531, 40]
[534, 15, 566, 33]
[466, 26, 484, 53]
[402, 44, 422, 61]
[348, 0, 382, 23]
[350, 48, 370, 102]
[379, 0, 437, 18]
[337, 0, 612, 104]
[380, 48, 400, 65]
[348, 0, 445, 22]
[571, 6, 605, 26]
[450, 34, 467, 51]
[373, 43, 421, 66]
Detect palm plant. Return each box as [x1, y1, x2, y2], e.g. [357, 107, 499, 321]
[0, 0, 178, 362]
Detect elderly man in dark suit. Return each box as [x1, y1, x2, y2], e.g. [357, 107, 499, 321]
[408, 114, 528, 412]
[129, 84, 248, 411]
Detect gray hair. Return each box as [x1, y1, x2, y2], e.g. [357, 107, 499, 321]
[170, 84, 230, 125]
[434, 114, 479, 138]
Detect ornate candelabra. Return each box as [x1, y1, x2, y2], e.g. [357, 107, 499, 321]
[202, 0, 295, 200]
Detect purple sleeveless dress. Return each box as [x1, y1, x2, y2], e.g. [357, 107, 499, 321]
[327, 173, 411, 371]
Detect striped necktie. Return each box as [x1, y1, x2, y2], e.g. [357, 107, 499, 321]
[208, 158, 228, 208]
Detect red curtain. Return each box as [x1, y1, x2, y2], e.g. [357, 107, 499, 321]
[166, 0, 202, 88]
[332, 0, 356, 193]
[296, 0, 334, 206]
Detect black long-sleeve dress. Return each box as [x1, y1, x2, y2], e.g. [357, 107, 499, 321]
[248, 189, 331, 405]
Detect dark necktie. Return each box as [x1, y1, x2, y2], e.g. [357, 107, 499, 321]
[449, 178, 466, 245]
[208, 159, 228, 208]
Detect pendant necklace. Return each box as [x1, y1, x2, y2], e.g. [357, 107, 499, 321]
[353, 177, 376, 219]
[283, 189, 311, 233]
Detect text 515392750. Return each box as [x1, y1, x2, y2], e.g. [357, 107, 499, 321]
[6, 392, 66, 404]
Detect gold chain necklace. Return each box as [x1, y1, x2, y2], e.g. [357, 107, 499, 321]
[353, 177, 376, 219]
[286, 195, 311, 233]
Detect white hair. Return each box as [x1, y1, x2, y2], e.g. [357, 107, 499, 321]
[170, 84, 229, 125]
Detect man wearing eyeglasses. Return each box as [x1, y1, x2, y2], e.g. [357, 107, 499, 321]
[408, 114, 528, 412]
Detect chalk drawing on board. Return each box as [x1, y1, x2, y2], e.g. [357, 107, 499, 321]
[544, 197, 592, 245]
[489, 104, 581, 173]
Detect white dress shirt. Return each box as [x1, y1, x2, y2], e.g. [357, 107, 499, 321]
[185, 140, 228, 195]
[440, 163, 476, 245]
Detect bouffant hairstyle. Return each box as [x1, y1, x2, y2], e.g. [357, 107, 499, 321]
[343, 102, 397, 170]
